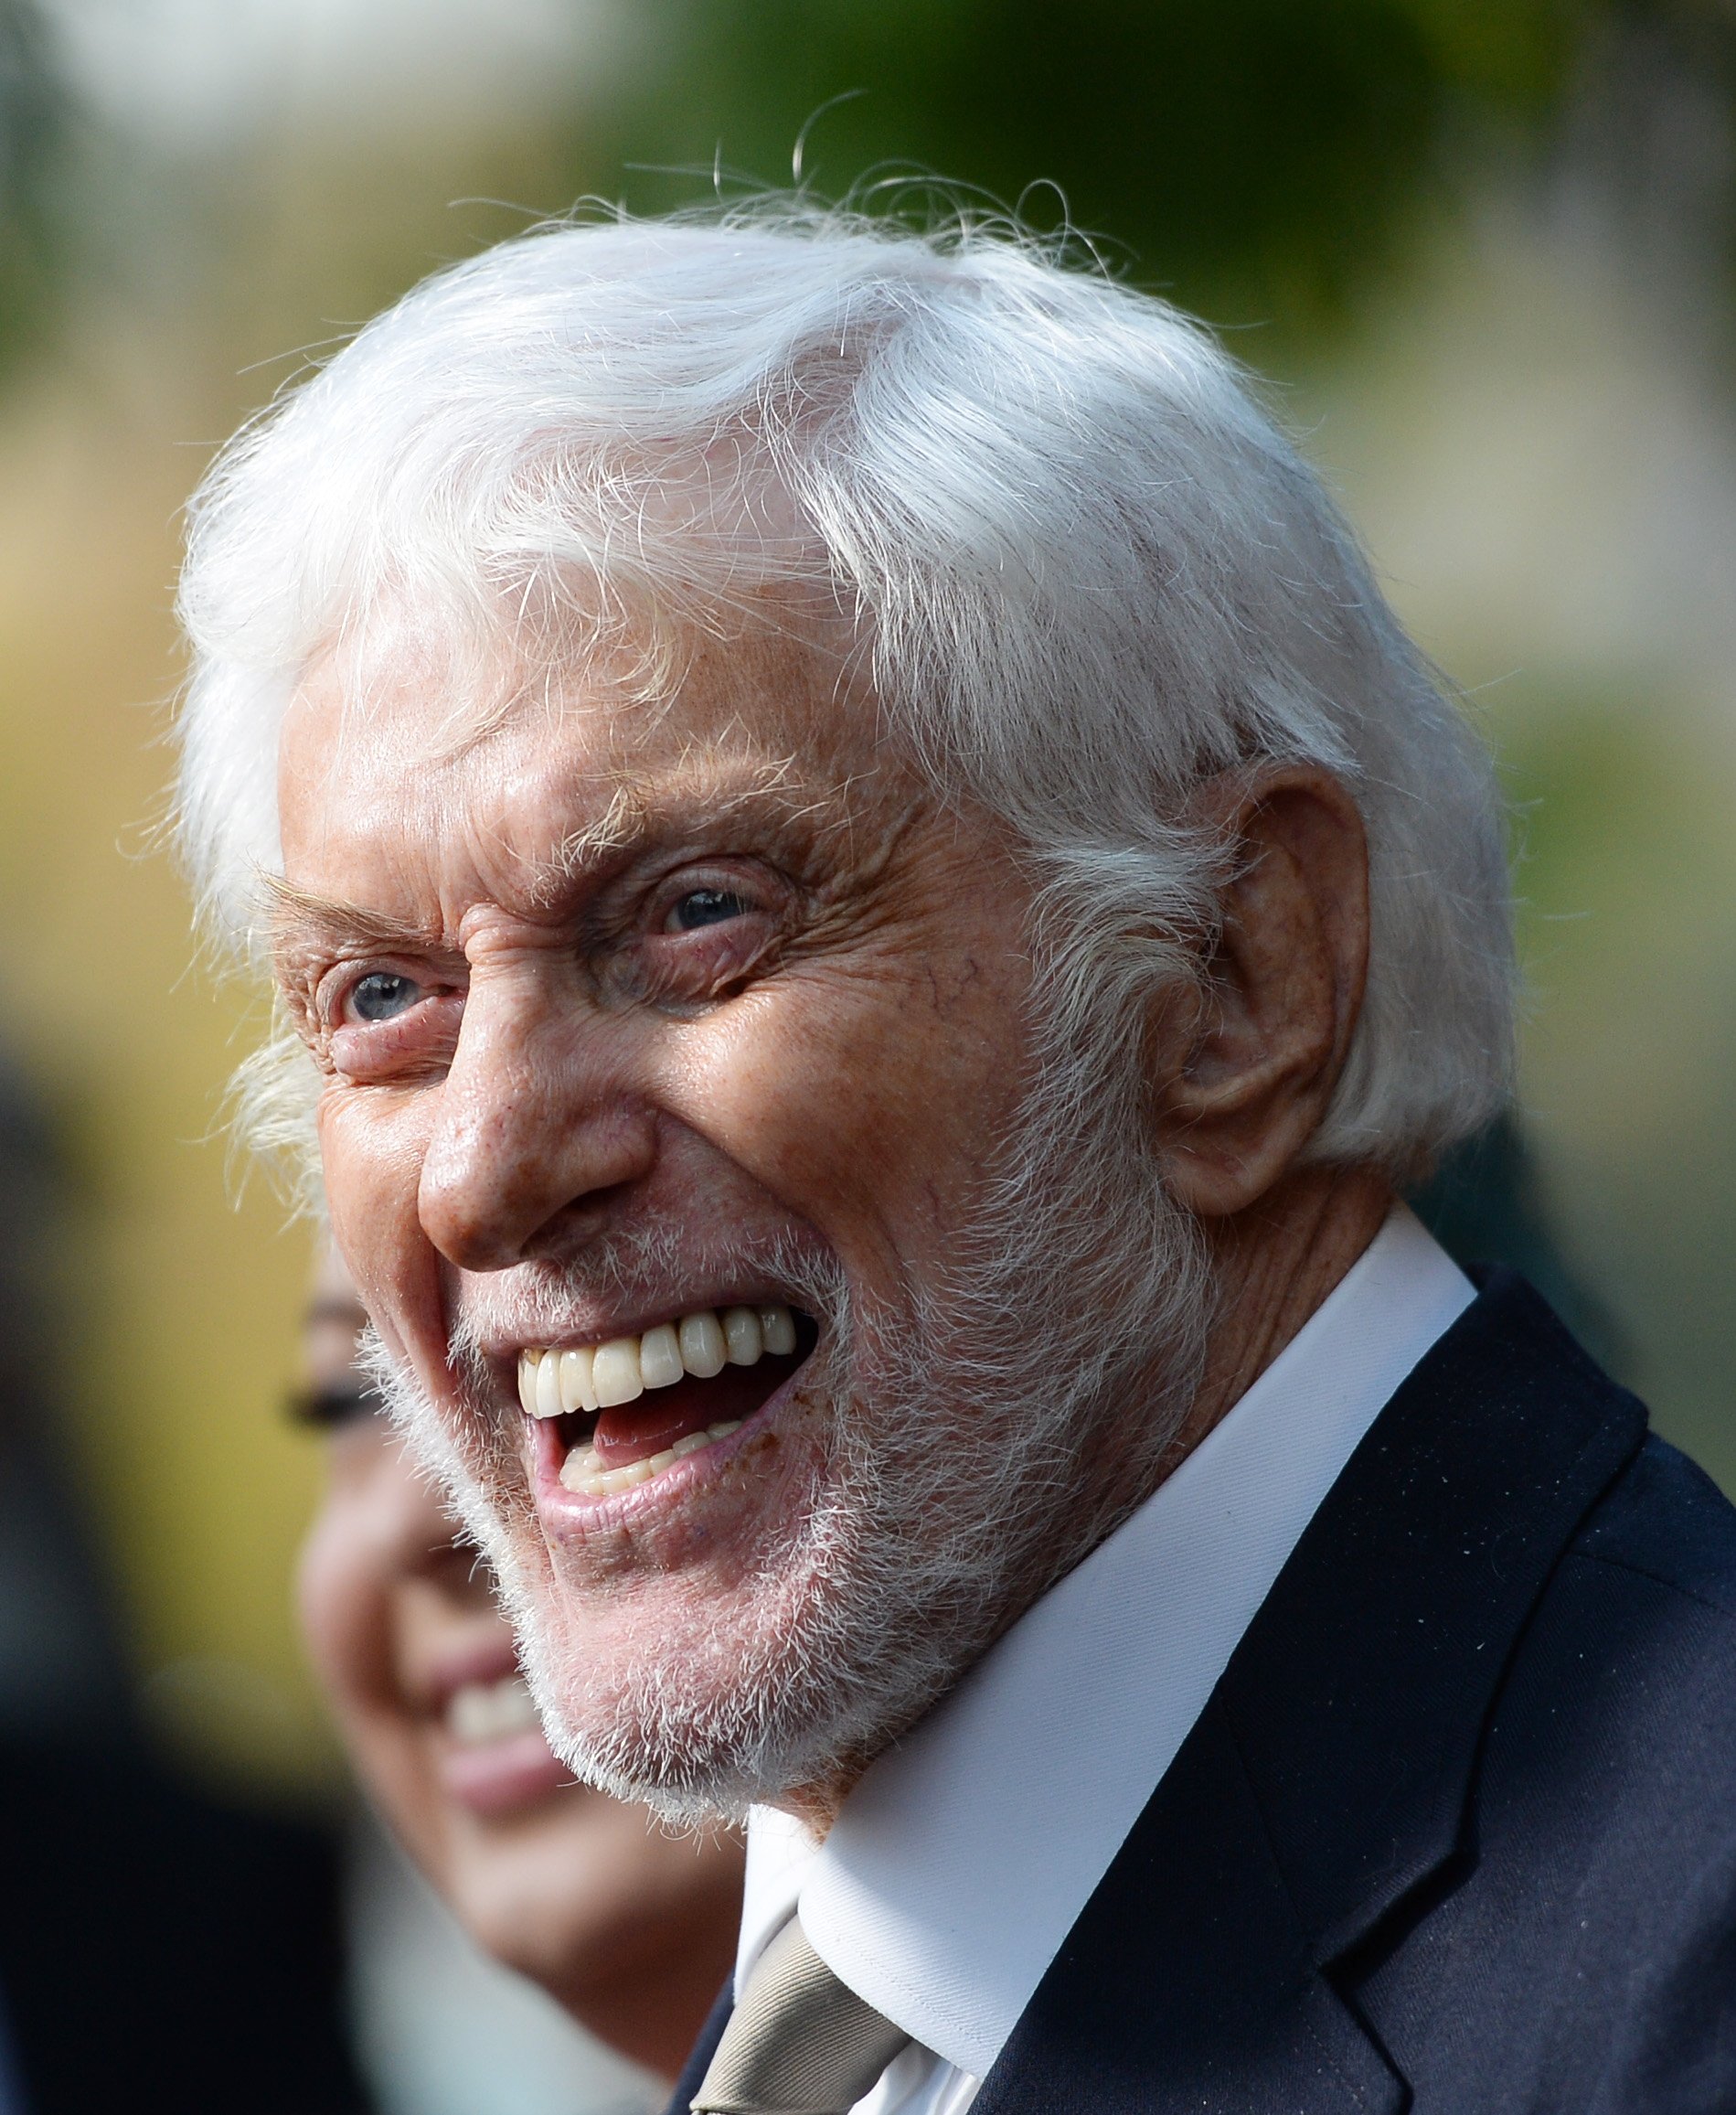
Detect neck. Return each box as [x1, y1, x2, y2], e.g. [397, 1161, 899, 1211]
[1161, 1161, 1394, 1475]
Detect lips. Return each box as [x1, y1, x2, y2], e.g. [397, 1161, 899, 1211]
[516, 1301, 815, 1501]
[426, 1661, 571, 1816]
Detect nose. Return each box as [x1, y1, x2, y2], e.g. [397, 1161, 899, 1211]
[417, 976, 657, 1273]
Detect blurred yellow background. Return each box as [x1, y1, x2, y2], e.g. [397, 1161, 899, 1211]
[2, 0, 1733, 1795]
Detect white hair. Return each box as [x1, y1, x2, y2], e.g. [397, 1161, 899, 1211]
[175, 196, 1512, 1179]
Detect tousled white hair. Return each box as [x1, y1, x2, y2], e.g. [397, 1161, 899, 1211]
[174, 195, 1512, 1178]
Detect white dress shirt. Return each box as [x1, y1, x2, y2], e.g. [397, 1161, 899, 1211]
[731, 1204, 1475, 2115]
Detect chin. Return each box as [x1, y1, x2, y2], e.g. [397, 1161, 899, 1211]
[449, 1861, 584, 1988]
[506, 1552, 835, 1824]
[511, 1459, 1020, 1828]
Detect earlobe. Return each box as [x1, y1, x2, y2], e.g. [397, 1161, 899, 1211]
[1155, 768, 1370, 1219]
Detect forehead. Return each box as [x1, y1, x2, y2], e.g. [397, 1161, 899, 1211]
[276, 614, 883, 913]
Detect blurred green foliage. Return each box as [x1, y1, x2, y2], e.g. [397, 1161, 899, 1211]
[600, 0, 1587, 333]
[7, 0, 1733, 369]
[0, 0, 58, 368]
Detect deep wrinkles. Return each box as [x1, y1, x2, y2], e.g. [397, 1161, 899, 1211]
[366, 951, 1213, 1827]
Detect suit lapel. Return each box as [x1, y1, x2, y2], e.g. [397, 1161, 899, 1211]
[975, 1693, 1408, 2114]
[975, 1274, 1646, 2115]
[1219, 1272, 1645, 1959]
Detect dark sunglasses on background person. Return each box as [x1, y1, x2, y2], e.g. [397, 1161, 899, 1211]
[284, 1379, 389, 1431]
[288, 1289, 386, 1429]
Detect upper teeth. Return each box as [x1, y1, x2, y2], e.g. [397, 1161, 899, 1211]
[446, 1673, 542, 1746]
[517, 1303, 798, 1418]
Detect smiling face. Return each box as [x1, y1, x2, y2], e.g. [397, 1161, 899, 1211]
[274, 614, 1199, 1820]
[294, 1245, 743, 2078]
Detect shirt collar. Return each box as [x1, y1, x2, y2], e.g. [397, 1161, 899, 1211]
[739, 1205, 1474, 2078]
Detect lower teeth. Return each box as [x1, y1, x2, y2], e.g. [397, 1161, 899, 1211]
[559, 1420, 744, 1497]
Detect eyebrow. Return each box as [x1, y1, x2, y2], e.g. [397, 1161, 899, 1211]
[267, 751, 818, 958]
[528, 780, 651, 908]
[303, 1296, 368, 1329]
[264, 876, 448, 963]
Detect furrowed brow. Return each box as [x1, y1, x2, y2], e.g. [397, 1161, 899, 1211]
[264, 876, 445, 968]
[534, 782, 650, 902]
[520, 756, 808, 912]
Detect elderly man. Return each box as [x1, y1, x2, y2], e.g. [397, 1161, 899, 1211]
[175, 204, 1736, 2113]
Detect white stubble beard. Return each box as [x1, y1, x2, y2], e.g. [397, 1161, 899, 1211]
[363, 1006, 1215, 1828]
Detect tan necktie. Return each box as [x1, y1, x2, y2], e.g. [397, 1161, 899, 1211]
[691, 1916, 912, 2115]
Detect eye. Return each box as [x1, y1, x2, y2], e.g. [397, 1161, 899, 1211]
[346, 971, 423, 1023]
[665, 887, 752, 934]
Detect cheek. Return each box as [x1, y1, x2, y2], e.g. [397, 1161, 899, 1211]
[298, 1503, 396, 1721]
[664, 961, 1031, 1245]
[319, 1091, 444, 1362]
[299, 1504, 455, 1878]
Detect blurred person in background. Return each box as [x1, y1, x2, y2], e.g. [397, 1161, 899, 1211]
[0, 1053, 368, 2115]
[294, 1243, 743, 2108]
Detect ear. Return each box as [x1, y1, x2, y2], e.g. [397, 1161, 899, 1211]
[1154, 765, 1370, 1218]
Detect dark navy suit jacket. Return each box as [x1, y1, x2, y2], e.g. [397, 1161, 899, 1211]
[668, 1272, 1736, 2112]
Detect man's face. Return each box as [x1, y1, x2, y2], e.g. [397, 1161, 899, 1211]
[274, 615, 1111, 1813]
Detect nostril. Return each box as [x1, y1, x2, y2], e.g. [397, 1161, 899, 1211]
[419, 1150, 565, 1273]
[520, 1177, 647, 1263]
[418, 1193, 529, 1274]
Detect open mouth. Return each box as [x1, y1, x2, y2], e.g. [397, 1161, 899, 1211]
[436, 1670, 571, 1812]
[445, 1672, 543, 1746]
[517, 1303, 818, 1500]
